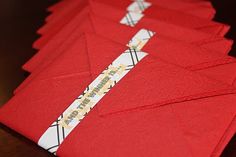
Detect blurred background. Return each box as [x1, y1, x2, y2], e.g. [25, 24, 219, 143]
[0, 0, 235, 156]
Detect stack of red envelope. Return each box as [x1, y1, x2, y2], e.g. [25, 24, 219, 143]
[0, 0, 236, 157]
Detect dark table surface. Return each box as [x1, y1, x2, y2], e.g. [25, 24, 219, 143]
[0, 0, 235, 156]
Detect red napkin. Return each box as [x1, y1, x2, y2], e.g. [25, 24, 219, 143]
[0, 0, 234, 156]
[36, 0, 227, 40]
[1, 34, 235, 157]
[16, 14, 236, 95]
[45, 0, 216, 21]
[90, 0, 229, 36]
[33, 6, 232, 54]
[25, 10, 234, 72]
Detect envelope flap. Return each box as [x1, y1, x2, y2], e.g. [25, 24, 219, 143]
[85, 33, 128, 76]
[84, 34, 236, 117]
[91, 0, 222, 30]
[144, 38, 236, 70]
[89, 13, 137, 44]
[36, 35, 91, 80]
[94, 55, 236, 116]
[196, 63, 236, 86]
[89, 15, 235, 72]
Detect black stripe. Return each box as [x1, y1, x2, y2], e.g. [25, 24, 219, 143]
[127, 13, 136, 26]
[56, 120, 60, 145]
[133, 48, 139, 63]
[136, 1, 145, 11]
[46, 145, 59, 151]
[128, 48, 136, 66]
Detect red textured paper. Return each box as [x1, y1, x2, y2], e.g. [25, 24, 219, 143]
[0, 34, 235, 157]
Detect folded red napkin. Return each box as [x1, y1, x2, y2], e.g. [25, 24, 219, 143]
[1, 34, 235, 157]
[45, 0, 216, 21]
[33, 6, 232, 55]
[17, 15, 236, 95]
[17, 29, 236, 156]
[26, 10, 234, 72]
[90, 0, 229, 36]
[36, 0, 227, 39]
[2, 1, 235, 156]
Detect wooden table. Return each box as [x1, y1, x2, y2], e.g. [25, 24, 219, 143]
[0, 0, 235, 156]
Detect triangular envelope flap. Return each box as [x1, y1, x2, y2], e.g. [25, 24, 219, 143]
[89, 1, 210, 43]
[96, 55, 236, 116]
[15, 34, 89, 94]
[142, 3, 227, 29]
[89, 3, 231, 54]
[18, 34, 126, 94]
[90, 0, 200, 30]
[17, 13, 95, 93]
[89, 2, 231, 54]
[89, 13, 137, 44]
[37, 35, 91, 80]
[91, 0, 226, 31]
[145, 38, 236, 70]
[196, 63, 236, 86]
[89, 14, 235, 71]
[85, 33, 128, 76]
[139, 17, 215, 42]
[23, 6, 93, 72]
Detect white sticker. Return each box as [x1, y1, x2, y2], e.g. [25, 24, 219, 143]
[120, 12, 144, 27]
[127, 29, 156, 50]
[127, 1, 152, 13]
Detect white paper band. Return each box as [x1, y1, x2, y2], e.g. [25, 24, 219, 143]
[127, 1, 151, 13]
[127, 29, 156, 50]
[120, 0, 151, 27]
[38, 29, 155, 154]
[120, 12, 144, 27]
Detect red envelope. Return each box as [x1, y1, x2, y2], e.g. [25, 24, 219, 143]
[45, 0, 215, 22]
[17, 14, 236, 95]
[34, 5, 232, 55]
[1, 34, 235, 157]
[17, 33, 236, 156]
[36, 0, 226, 40]
[89, 0, 229, 36]
[26, 10, 235, 72]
